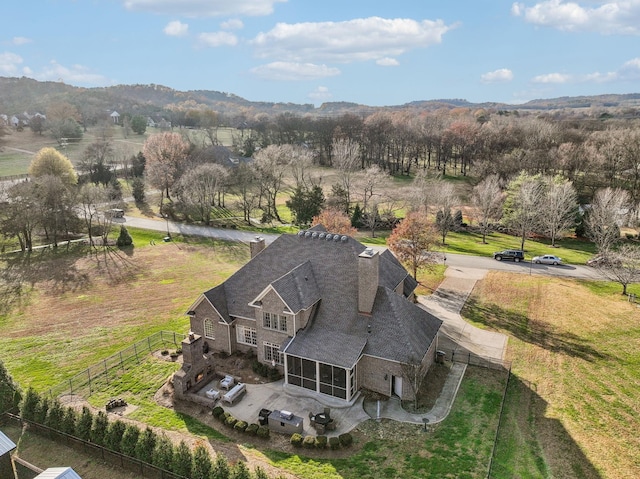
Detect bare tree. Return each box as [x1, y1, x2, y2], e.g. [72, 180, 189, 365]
[431, 179, 459, 245]
[253, 145, 289, 223]
[594, 244, 640, 295]
[359, 165, 386, 214]
[471, 174, 504, 244]
[540, 176, 578, 247]
[401, 355, 430, 411]
[503, 172, 544, 251]
[0, 181, 39, 252]
[286, 144, 317, 189]
[78, 183, 107, 247]
[229, 162, 260, 225]
[174, 163, 229, 225]
[332, 138, 360, 213]
[142, 132, 190, 211]
[586, 187, 630, 254]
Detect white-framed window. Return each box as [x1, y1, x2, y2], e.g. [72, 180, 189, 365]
[237, 325, 257, 346]
[263, 312, 288, 332]
[203, 318, 215, 339]
[263, 342, 282, 365]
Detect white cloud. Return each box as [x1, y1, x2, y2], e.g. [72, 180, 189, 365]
[531, 72, 572, 83]
[307, 86, 332, 103]
[376, 57, 399, 66]
[252, 17, 453, 63]
[33, 61, 110, 86]
[250, 62, 340, 81]
[123, 0, 286, 17]
[221, 19, 244, 30]
[12, 37, 32, 46]
[198, 31, 238, 47]
[0, 52, 23, 74]
[481, 68, 514, 83]
[164, 20, 189, 37]
[512, 0, 640, 35]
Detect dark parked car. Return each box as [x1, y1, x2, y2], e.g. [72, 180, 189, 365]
[493, 249, 525, 262]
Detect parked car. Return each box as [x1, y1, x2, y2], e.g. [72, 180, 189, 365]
[532, 254, 562, 265]
[493, 249, 525, 262]
[107, 208, 124, 218]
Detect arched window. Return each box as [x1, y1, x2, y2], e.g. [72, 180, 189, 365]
[203, 318, 215, 339]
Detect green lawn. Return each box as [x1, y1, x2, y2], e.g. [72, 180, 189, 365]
[464, 272, 640, 479]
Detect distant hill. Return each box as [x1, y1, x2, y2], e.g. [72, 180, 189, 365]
[1, 76, 639, 121]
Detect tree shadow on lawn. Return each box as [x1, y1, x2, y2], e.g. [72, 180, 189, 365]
[462, 297, 611, 362]
[494, 374, 604, 479]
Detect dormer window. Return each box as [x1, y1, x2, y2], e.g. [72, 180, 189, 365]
[263, 312, 288, 332]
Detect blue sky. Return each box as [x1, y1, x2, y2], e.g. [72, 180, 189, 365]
[2, 0, 640, 107]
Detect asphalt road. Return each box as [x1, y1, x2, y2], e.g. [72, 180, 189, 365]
[119, 215, 602, 281]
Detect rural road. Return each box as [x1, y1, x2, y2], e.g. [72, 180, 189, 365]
[119, 215, 602, 281]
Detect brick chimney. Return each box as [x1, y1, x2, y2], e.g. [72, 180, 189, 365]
[250, 236, 266, 258]
[358, 248, 379, 314]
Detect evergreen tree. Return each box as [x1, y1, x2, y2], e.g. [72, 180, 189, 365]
[230, 461, 251, 479]
[35, 396, 50, 424]
[131, 152, 146, 177]
[60, 406, 77, 435]
[90, 410, 109, 446]
[253, 466, 270, 479]
[75, 406, 93, 441]
[152, 433, 174, 471]
[116, 225, 133, 247]
[191, 443, 213, 479]
[131, 177, 146, 203]
[120, 424, 140, 456]
[351, 204, 363, 228]
[0, 360, 21, 414]
[19, 387, 40, 421]
[285, 185, 325, 226]
[135, 427, 157, 463]
[45, 399, 65, 430]
[213, 453, 231, 479]
[172, 440, 193, 478]
[104, 419, 126, 452]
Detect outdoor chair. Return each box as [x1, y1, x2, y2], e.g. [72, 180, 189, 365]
[309, 412, 315, 427]
[324, 406, 331, 417]
[326, 419, 336, 431]
[315, 423, 325, 434]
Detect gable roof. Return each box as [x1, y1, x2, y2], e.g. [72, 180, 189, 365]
[35, 468, 82, 479]
[199, 230, 441, 366]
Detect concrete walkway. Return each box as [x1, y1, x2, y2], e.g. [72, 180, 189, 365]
[418, 266, 509, 361]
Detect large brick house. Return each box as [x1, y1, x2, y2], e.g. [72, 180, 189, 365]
[178, 226, 442, 403]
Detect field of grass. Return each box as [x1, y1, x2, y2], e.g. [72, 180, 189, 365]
[463, 272, 640, 479]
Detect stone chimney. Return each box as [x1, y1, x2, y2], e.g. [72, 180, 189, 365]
[250, 236, 266, 258]
[358, 248, 379, 314]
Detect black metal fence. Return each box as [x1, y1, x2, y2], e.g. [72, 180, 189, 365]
[45, 331, 185, 399]
[1, 413, 184, 479]
[437, 347, 511, 372]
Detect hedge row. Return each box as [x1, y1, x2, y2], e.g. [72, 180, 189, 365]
[289, 432, 353, 450]
[19, 388, 277, 479]
[212, 405, 270, 439]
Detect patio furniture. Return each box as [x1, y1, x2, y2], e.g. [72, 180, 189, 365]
[221, 382, 246, 405]
[220, 375, 235, 390]
[315, 423, 325, 434]
[205, 388, 220, 400]
[326, 419, 336, 431]
[314, 412, 331, 426]
[309, 411, 315, 427]
[259, 408, 272, 426]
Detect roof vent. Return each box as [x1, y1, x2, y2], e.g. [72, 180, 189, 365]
[333, 235, 340, 242]
[318, 232, 326, 239]
[341, 235, 348, 242]
[297, 231, 304, 237]
[311, 232, 318, 239]
[305, 231, 312, 238]
[325, 234, 333, 241]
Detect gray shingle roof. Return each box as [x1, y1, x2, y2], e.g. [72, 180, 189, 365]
[271, 261, 320, 314]
[200, 231, 441, 366]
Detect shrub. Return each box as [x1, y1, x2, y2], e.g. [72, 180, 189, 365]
[234, 420, 248, 432]
[256, 425, 270, 439]
[161, 350, 169, 356]
[338, 433, 353, 447]
[315, 435, 327, 449]
[225, 416, 238, 428]
[302, 436, 316, 448]
[329, 436, 340, 450]
[245, 423, 259, 436]
[116, 225, 133, 247]
[211, 406, 224, 418]
[290, 433, 303, 447]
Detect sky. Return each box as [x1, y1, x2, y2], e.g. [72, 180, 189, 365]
[2, 0, 640, 107]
